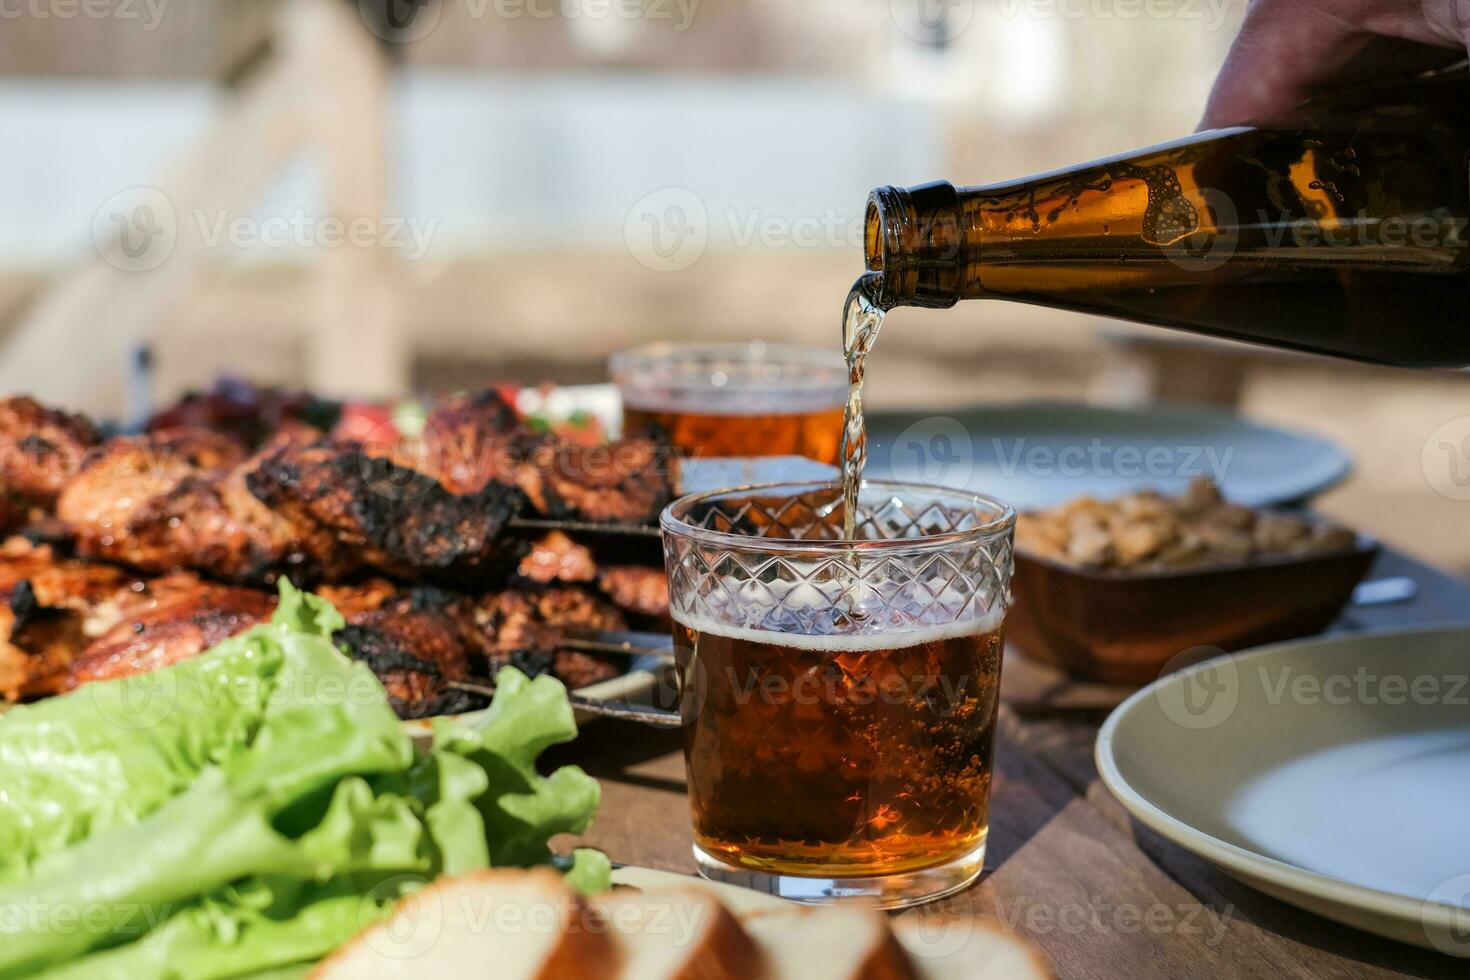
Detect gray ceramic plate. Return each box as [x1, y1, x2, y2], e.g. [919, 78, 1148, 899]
[865, 401, 1350, 510]
[1096, 626, 1470, 955]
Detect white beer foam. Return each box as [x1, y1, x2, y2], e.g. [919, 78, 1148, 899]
[671, 607, 1004, 654]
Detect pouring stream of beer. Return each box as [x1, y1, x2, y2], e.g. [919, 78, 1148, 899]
[840, 273, 887, 540]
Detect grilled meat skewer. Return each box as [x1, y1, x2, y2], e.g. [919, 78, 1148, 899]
[0, 539, 643, 719]
[21, 388, 674, 588]
[0, 387, 676, 715]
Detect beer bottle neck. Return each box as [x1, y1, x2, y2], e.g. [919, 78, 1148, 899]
[864, 182, 970, 310]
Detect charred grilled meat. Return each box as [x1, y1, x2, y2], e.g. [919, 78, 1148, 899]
[148, 377, 341, 448]
[245, 437, 527, 583]
[416, 388, 675, 524]
[517, 531, 597, 584]
[61, 576, 482, 719]
[42, 563, 634, 719]
[332, 588, 483, 719]
[472, 586, 627, 690]
[60, 426, 326, 583]
[596, 565, 671, 625]
[515, 438, 675, 525]
[0, 396, 101, 508]
[314, 578, 401, 617]
[322, 581, 632, 713]
[415, 387, 524, 495]
[0, 541, 142, 699]
[66, 576, 278, 686]
[0, 491, 31, 541]
[56, 428, 247, 569]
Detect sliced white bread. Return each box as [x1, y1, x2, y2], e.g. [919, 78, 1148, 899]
[741, 906, 920, 980]
[610, 865, 1052, 980]
[311, 868, 615, 980]
[609, 866, 780, 919]
[892, 917, 1053, 980]
[592, 886, 764, 980]
[314, 865, 1052, 980]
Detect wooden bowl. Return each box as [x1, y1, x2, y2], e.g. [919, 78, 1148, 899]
[1006, 534, 1379, 685]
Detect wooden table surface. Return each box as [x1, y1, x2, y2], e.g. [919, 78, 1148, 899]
[549, 548, 1470, 979]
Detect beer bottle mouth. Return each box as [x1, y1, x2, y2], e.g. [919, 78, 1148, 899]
[863, 196, 887, 274]
[864, 186, 908, 309]
[863, 182, 965, 310]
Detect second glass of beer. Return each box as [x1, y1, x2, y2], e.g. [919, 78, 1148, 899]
[661, 480, 1015, 908]
[611, 342, 848, 464]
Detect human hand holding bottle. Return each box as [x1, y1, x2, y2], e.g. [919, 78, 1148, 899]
[1203, 0, 1468, 128]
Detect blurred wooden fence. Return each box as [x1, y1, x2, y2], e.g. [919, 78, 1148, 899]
[0, 0, 279, 79]
[0, 0, 875, 79]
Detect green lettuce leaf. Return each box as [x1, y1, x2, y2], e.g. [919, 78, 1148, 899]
[0, 584, 608, 978]
[28, 874, 413, 980]
[431, 668, 602, 869]
[0, 691, 415, 972]
[562, 848, 614, 896]
[0, 581, 357, 880]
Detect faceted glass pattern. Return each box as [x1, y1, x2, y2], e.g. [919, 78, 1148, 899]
[661, 481, 1015, 639]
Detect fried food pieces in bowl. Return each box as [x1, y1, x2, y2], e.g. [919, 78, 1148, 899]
[1009, 480, 1375, 683]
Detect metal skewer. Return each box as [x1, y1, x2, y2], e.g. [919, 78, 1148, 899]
[557, 629, 675, 663]
[507, 516, 661, 539]
[446, 678, 683, 729]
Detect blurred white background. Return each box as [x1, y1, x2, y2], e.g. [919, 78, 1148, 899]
[0, 0, 1466, 570]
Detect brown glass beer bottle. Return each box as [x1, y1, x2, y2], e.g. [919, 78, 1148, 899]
[864, 66, 1470, 367]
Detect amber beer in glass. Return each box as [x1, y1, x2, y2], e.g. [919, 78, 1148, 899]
[611, 342, 848, 464]
[660, 481, 1015, 907]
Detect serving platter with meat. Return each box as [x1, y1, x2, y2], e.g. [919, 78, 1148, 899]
[0, 380, 676, 720]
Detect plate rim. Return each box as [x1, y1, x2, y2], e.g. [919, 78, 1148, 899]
[865, 399, 1353, 507]
[1094, 623, 1470, 944]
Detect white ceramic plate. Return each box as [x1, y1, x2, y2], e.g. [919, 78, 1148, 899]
[864, 401, 1350, 510]
[1096, 626, 1470, 955]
